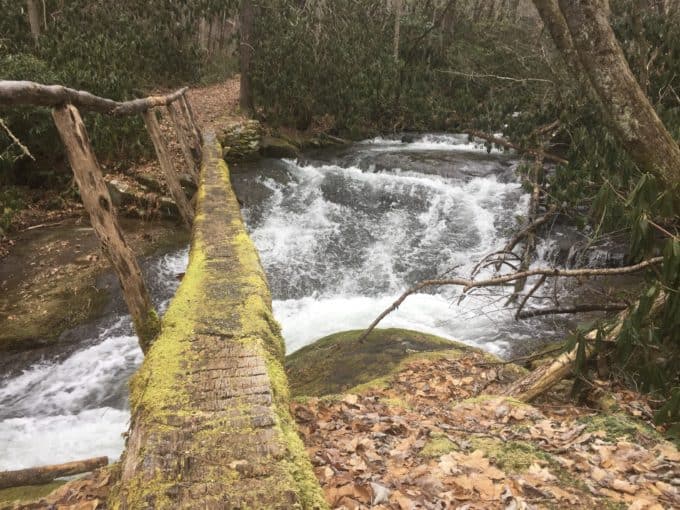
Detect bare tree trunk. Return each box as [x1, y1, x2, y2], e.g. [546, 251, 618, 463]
[555, 0, 680, 191]
[167, 102, 199, 183]
[531, 0, 581, 75]
[52, 105, 160, 353]
[239, 0, 255, 115]
[393, 0, 403, 62]
[26, 0, 42, 44]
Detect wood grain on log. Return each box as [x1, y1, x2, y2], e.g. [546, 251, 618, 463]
[113, 137, 326, 508]
[0, 457, 108, 490]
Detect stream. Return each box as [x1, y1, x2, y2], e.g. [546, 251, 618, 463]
[0, 134, 577, 470]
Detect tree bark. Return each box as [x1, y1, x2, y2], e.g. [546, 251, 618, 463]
[239, 0, 255, 115]
[0, 80, 187, 116]
[26, 0, 42, 45]
[393, 0, 403, 62]
[142, 109, 195, 228]
[0, 457, 108, 490]
[531, 0, 581, 75]
[556, 0, 680, 192]
[52, 105, 160, 353]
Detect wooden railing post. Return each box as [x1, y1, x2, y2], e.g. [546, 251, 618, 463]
[179, 94, 203, 161]
[52, 104, 160, 353]
[142, 108, 195, 228]
[166, 101, 199, 183]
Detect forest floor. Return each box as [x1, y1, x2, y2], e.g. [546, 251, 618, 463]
[7, 348, 679, 509]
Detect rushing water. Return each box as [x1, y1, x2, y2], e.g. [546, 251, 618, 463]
[0, 134, 571, 470]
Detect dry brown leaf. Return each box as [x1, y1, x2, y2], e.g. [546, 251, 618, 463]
[472, 475, 499, 501]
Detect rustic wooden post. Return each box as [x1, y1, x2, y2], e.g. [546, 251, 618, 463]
[166, 101, 199, 183]
[142, 108, 195, 228]
[52, 104, 160, 353]
[179, 94, 203, 161]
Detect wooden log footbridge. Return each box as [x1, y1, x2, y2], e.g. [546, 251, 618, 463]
[0, 81, 326, 509]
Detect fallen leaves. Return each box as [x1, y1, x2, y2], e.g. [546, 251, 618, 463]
[294, 354, 680, 509]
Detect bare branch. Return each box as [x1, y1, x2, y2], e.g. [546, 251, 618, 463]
[466, 129, 569, 165]
[358, 257, 663, 342]
[0, 80, 188, 116]
[0, 117, 35, 161]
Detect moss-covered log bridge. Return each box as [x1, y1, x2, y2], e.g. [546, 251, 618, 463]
[1, 81, 326, 508]
[115, 139, 325, 508]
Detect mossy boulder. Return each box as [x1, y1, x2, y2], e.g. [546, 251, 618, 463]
[259, 135, 300, 158]
[218, 120, 262, 161]
[285, 328, 487, 397]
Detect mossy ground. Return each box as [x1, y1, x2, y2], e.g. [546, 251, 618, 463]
[285, 328, 487, 397]
[0, 481, 65, 507]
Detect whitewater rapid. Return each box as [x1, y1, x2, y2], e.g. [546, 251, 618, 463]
[1, 133, 558, 470]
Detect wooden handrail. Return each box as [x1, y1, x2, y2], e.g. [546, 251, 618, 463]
[0, 80, 188, 116]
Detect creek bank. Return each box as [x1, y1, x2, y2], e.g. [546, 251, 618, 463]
[3, 328, 678, 509]
[217, 119, 350, 163]
[287, 328, 680, 510]
[0, 217, 189, 357]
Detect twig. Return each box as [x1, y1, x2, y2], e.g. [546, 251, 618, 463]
[437, 69, 554, 84]
[466, 130, 568, 165]
[0, 117, 35, 161]
[475, 345, 565, 367]
[515, 274, 548, 319]
[358, 257, 663, 342]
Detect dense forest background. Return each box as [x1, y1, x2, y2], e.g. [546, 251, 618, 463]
[1, 0, 679, 429]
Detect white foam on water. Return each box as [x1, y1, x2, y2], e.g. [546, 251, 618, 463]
[0, 248, 189, 471]
[362, 133, 506, 154]
[0, 408, 129, 470]
[0, 141, 531, 470]
[274, 292, 512, 356]
[248, 154, 530, 357]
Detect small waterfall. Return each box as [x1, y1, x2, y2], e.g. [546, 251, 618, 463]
[0, 133, 577, 469]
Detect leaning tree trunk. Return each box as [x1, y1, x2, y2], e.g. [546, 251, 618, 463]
[52, 105, 160, 353]
[555, 0, 680, 192]
[239, 0, 255, 115]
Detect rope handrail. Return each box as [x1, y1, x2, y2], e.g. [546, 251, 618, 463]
[0, 80, 188, 116]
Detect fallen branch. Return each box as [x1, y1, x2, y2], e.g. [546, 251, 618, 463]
[516, 303, 628, 319]
[504, 293, 666, 401]
[504, 205, 557, 256]
[0, 456, 108, 490]
[466, 130, 568, 165]
[357, 257, 663, 342]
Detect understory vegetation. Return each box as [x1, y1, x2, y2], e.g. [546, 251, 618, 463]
[1, 0, 679, 432]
